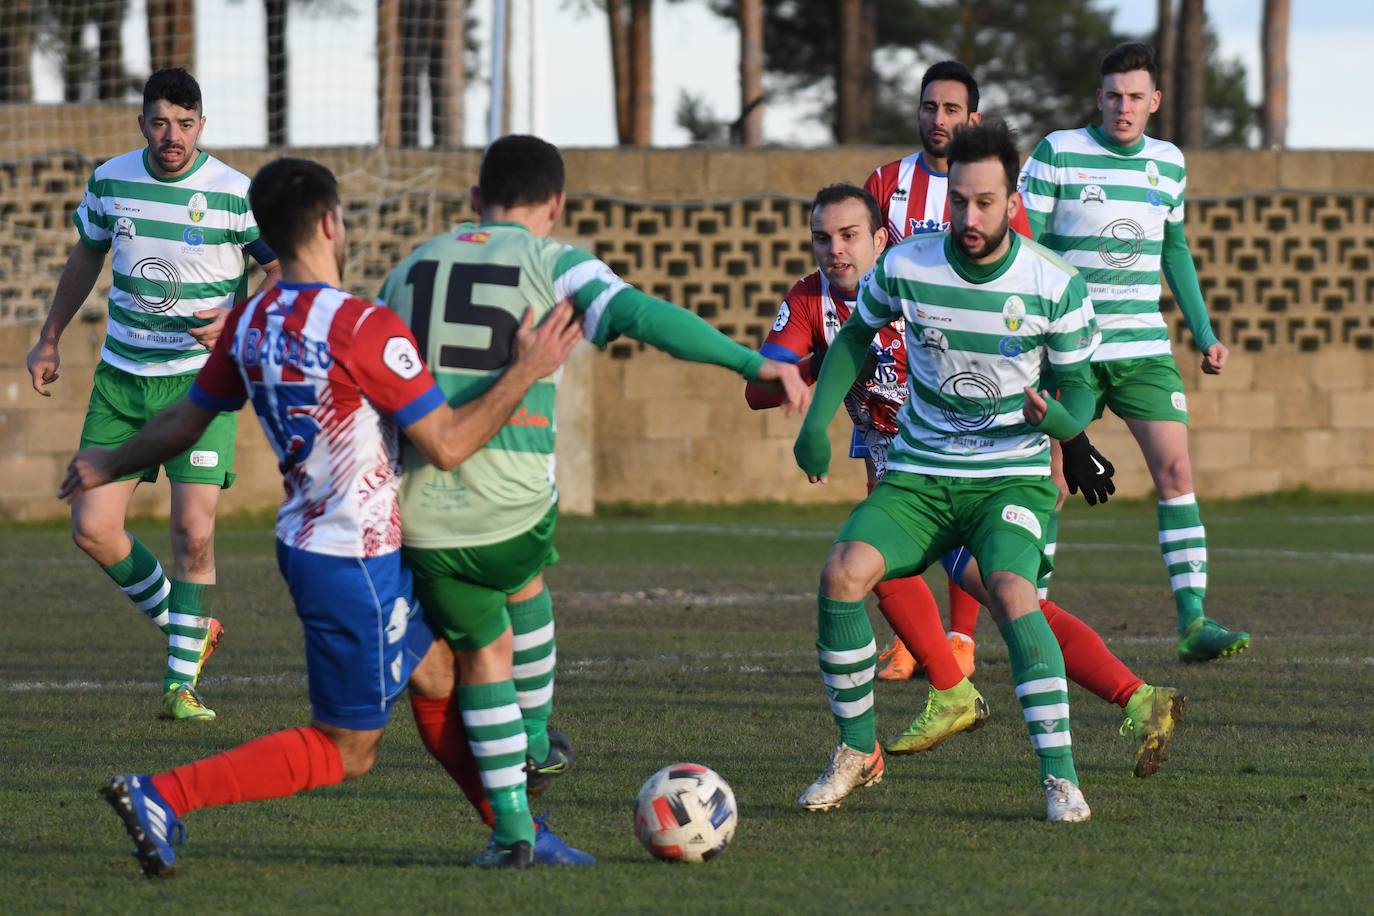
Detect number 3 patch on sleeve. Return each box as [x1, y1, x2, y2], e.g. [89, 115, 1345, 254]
[383, 337, 423, 379]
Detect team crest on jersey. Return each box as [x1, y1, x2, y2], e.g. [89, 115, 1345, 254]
[188, 192, 208, 224]
[1145, 160, 1161, 187]
[1002, 296, 1026, 332]
[773, 301, 790, 332]
[1079, 184, 1107, 206]
[115, 217, 136, 240]
[908, 217, 947, 236]
[457, 230, 491, 244]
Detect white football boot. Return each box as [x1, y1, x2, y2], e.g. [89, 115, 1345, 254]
[1043, 776, 1091, 823]
[798, 743, 884, 812]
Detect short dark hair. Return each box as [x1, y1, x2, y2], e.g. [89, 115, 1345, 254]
[946, 119, 1021, 193]
[143, 67, 202, 113]
[1101, 41, 1158, 84]
[249, 158, 340, 260]
[920, 60, 979, 113]
[478, 135, 565, 209]
[811, 183, 883, 234]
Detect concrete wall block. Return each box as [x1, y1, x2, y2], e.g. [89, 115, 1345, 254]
[1216, 391, 1276, 430]
[1274, 391, 1329, 430]
[1330, 392, 1374, 429]
[1309, 349, 1368, 391]
[1191, 430, 1252, 470]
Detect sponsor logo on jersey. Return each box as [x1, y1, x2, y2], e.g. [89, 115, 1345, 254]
[1098, 219, 1146, 268]
[183, 226, 204, 247]
[114, 216, 136, 240]
[188, 192, 208, 224]
[772, 301, 790, 331]
[189, 450, 219, 468]
[938, 371, 1001, 432]
[919, 328, 948, 352]
[1079, 184, 1108, 206]
[1002, 295, 1026, 332]
[1171, 391, 1187, 412]
[112, 201, 140, 214]
[890, 187, 908, 201]
[1147, 189, 1163, 207]
[456, 230, 491, 244]
[1145, 160, 1160, 187]
[382, 336, 423, 379]
[1001, 504, 1043, 539]
[508, 405, 550, 427]
[998, 335, 1025, 358]
[130, 257, 181, 312]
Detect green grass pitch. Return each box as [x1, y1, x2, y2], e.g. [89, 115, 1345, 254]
[2, 494, 1373, 913]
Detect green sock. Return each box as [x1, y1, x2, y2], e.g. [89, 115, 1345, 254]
[101, 537, 171, 632]
[165, 580, 211, 693]
[1001, 611, 1078, 785]
[508, 587, 556, 763]
[1157, 494, 1207, 633]
[460, 680, 535, 848]
[1037, 511, 1060, 601]
[816, 594, 877, 754]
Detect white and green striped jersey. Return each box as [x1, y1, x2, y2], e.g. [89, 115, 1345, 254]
[1019, 125, 1186, 363]
[72, 149, 266, 376]
[855, 232, 1099, 477]
[379, 222, 627, 549]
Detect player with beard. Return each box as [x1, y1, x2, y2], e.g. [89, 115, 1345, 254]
[794, 120, 1100, 821]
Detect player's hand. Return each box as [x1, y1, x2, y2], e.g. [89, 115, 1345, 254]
[1022, 386, 1051, 426]
[1059, 432, 1116, 507]
[511, 299, 582, 382]
[57, 447, 118, 503]
[756, 360, 812, 417]
[1201, 342, 1228, 375]
[188, 307, 230, 350]
[793, 422, 830, 484]
[26, 339, 61, 397]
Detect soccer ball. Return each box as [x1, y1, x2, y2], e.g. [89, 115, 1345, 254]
[633, 763, 738, 863]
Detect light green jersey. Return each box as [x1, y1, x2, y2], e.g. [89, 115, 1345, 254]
[1019, 125, 1187, 362]
[379, 221, 627, 549]
[855, 232, 1099, 477]
[72, 149, 265, 376]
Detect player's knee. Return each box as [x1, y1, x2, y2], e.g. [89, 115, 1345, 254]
[1155, 455, 1193, 496]
[71, 514, 116, 558]
[820, 543, 882, 600]
[983, 570, 1036, 621]
[171, 519, 215, 569]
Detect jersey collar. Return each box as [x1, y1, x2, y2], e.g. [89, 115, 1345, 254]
[915, 151, 947, 178]
[1087, 123, 1147, 157]
[142, 148, 209, 183]
[944, 232, 1020, 285]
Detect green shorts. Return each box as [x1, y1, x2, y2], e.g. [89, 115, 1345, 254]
[1089, 355, 1189, 425]
[403, 505, 560, 651]
[836, 471, 1059, 587]
[79, 361, 237, 487]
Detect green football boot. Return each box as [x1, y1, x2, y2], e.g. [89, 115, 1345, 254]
[886, 679, 989, 755]
[162, 683, 216, 721]
[1120, 684, 1188, 778]
[1177, 617, 1250, 663]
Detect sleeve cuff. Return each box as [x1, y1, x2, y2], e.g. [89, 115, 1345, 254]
[244, 238, 277, 265]
[71, 212, 111, 252]
[188, 382, 246, 413]
[392, 383, 446, 427]
[760, 342, 803, 364]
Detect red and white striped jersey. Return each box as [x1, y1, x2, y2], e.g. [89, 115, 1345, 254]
[864, 150, 1032, 242]
[190, 281, 444, 558]
[761, 270, 907, 438]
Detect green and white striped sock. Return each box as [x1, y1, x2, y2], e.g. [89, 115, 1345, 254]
[1003, 611, 1078, 785]
[816, 594, 877, 754]
[1037, 511, 1060, 601]
[460, 680, 535, 848]
[509, 587, 556, 763]
[100, 538, 171, 631]
[1158, 493, 1207, 634]
[165, 580, 211, 693]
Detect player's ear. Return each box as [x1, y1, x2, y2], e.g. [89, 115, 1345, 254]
[873, 225, 889, 254]
[1148, 88, 1162, 113]
[468, 185, 483, 217]
[549, 191, 567, 225]
[968, 111, 982, 127]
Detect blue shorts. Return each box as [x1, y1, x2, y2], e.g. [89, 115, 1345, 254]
[275, 542, 436, 730]
[940, 546, 974, 586]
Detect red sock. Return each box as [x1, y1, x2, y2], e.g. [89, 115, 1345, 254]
[947, 580, 980, 638]
[410, 694, 494, 828]
[874, 576, 964, 690]
[1041, 599, 1144, 707]
[150, 726, 344, 817]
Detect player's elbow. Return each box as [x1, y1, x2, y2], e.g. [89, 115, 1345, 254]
[743, 382, 773, 411]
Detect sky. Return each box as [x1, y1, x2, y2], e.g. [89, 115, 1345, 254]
[26, 0, 1374, 150]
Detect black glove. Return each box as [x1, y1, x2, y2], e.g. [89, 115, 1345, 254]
[1060, 433, 1115, 506]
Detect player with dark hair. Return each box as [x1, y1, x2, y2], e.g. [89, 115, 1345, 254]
[794, 120, 1100, 821]
[63, 156, 590, 876]
[378, 134, 809, 867]
[1020, 42, 1249, 662]
[25, 68, 281, 721]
